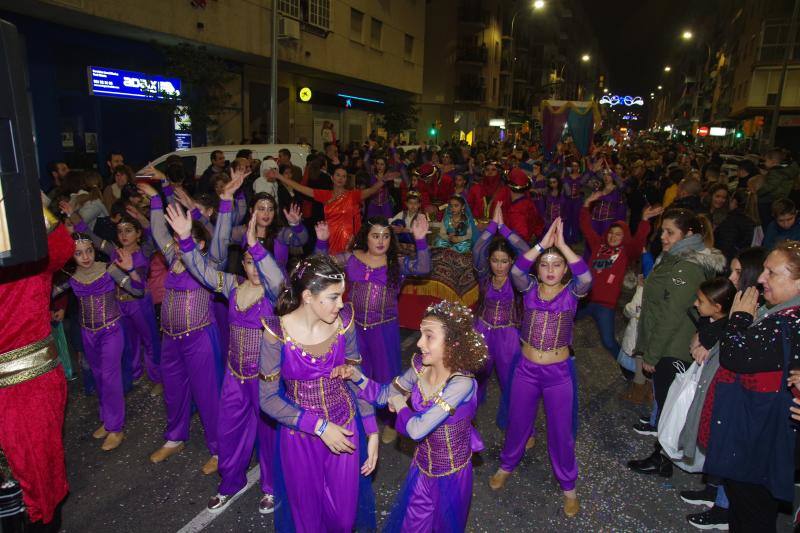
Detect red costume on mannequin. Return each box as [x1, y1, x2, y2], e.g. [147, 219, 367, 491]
[0, 223, 73, 524]
[504, 168, 544, 242]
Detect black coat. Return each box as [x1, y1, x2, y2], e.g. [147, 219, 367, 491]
[713, 208, 755, 262]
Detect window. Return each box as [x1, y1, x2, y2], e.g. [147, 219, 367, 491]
[371, 18, 383, 49]
[404, 34, 414, 60]
[278, 0, 299, 18]
[308, 0, 330, 31]
[351, 9, 364, 41]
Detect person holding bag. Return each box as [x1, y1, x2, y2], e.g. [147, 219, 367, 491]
[703, 240, 800, 532]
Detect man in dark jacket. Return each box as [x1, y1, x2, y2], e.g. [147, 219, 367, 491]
[671, 178, 705, 213]
[757, 148, 800, 226]
[714, 189, 755, 261]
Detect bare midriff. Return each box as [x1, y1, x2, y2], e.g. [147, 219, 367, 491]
[521, 342, 569, 365]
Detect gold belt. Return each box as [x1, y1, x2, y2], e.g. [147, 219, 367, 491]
[0, 336, 59, 388]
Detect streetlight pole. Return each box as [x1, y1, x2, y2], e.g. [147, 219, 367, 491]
[269, 0, 278, 144]
[505, 1, 544, 139]
[768, 0, 800, 148]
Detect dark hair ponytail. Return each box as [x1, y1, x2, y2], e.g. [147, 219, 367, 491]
[276, 255, 346, 316]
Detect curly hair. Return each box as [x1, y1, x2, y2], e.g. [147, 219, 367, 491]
[351, 216, 401, 288]
[422, 300, 488, 374]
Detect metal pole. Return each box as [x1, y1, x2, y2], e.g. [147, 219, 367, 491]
[768, 0, 800, 149]
[269, 0, 278, 144]
[505, 11, 518, 139]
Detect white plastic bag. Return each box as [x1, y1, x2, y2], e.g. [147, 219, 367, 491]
[658, 361, 702, 461]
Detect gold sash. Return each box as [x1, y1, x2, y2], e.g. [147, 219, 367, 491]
[0, 336, 59, 388]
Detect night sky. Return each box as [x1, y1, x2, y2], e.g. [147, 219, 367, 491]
[579, 0, 708, 97]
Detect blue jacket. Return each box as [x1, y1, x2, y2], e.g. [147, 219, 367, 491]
[762, 219, 800, 249]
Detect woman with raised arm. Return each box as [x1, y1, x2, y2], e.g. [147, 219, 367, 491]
[336, 300, 488, 532]
[257, 255, 379, 532]
[276, 164, 391, 254]
[137, 180, 222, 475]
[472, 202, 529, 404]
[165, 205, 284, 515]
[315, 214, 431, 443]
[59, 200, 162, 394]
[51, 235, 143, 451]
[488, 217, 592, 519]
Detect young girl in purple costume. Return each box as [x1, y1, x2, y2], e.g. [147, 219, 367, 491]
[334, 300, 488, 532]
[52, 235, 143, 451]
[488, 217, 592, 519]
[314, 215, 431, 443]
[472, 202, 529, 405]
[166, 205, 285, 516]
[257, 255, 379, 533]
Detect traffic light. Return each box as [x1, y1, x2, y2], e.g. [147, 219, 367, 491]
[429, 123, 437, 137]
[735, 130, 743, 139]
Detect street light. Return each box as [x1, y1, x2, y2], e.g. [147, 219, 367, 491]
[603, 88, 608, 93]
[682, 30, 693, 40]
[657, 85, 663, 90]
[664, 65, 671, 72]
[533, 0, 545, 9]
[581, 54, 591, 62]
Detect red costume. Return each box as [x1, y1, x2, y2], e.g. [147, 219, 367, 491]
[0, 223, 73, 524]
[419, 163, 453, 207]
[467, 172, 511, 222]
[504, 168, 544, 242]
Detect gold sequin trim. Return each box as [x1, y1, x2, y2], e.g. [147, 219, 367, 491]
[259, 369, 281, 382]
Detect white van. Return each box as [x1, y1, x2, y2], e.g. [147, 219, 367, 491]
[146, 144, 311, 178]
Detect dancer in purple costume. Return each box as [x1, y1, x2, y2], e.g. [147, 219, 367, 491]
[258, 255, 379, 533]
[137, 178, 224, 475]
[489, 217, 591, 518]
[535, 172, 568, 232]
[335, 300, 488, 532]
[61, 202, 162, 392]
[562, 161, 585, 244]
[52, 235, 143, 451]
[473, 202, 529, 404]
[587, 169, 628, 237]
[166, 205, 285, 515]
[364, 152, 395, 218]
[314, 215, 431, 443]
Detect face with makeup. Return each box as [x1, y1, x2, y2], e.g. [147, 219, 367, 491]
[448, 198, 464, 216]
[367, 224, 391, 255]
[490, 250, 512, 278]
[116, 222, 141, 248]
[332, 167, 348, 188]
[374, 158, 386, 175]
[537, 251, 567, 286]
[417, 316, 446, 367]
[729, 258, 742, 288]
[73, 240, 95, 268]
[252, 198, 276, 228]
[242, 252, 261, 285]
[304, 281, 345, 324]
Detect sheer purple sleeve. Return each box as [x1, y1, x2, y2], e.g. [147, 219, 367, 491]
[258, 332, 319, 434]
[277, 223, 309, 248]
[568, 258, 592, 298]
[313, 238, 351, 265]
[210, 199, 234, 266]
[357, 366, 417, 407]
[400, 239, 431, 276]
[511, 255, 535, 293]
[498, 224, 531, 255]
[344, 326, 378, 435]
[108, 265, 144, 296]
[233, 191, 248, 226]
[395, 376, 476, 441]
[178, 237, 237, 298]
[473, 221, 498, 277]
[249, 241, 285, 304]
[148, 196, 178, 264]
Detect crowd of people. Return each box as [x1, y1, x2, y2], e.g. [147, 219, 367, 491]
[1, 133, 799, 532]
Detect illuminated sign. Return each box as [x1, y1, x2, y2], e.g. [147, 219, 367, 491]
[599, 94, 644, 107]
[88, 66, 180, 101]
[175, 133, 192, 150]
[299, 87, 312, 102]
[489, 118, 506, 128]
[709, 127, 727, 137]
[697, 126, 709, 137]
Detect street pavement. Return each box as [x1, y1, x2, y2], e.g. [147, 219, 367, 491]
[58, 307, 794, 532]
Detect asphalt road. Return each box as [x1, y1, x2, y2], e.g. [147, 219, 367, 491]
[57, 311, 794, 532]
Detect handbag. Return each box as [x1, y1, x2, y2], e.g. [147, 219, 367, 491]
[704, 323, 796, 502]
[658, 361, 701, 461]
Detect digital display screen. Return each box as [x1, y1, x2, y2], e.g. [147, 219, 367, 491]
[88, 66, 181, 101]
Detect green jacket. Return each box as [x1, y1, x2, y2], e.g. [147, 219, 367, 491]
[636, 238, 726, 366]
[757, 162, 800, 204]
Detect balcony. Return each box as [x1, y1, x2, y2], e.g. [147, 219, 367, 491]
[455, 85, 486, 104]
[458, 4, 489, 28]
[757, 19, 800, 64]
[456, 45, 488, 66]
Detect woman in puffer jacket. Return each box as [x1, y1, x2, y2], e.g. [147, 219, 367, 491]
[626, 208, 726, 478]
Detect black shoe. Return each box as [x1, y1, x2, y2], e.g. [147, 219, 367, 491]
[680, 485, 717, 506]
[687, 505, 729, 530]
[627, 448, 673, 477]
[633, 422, 657, 436]
[638, 414, 651, 425]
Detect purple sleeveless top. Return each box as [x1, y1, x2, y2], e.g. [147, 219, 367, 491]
[407, 355, 480, 477]
[346, 255, 399, 329]
[227, 287, 273, 381]
[69, 272, 121, 331]
[591, 189, 624, 222]
[161, 268, 213, 337]
[268, 305, 357, 426]
[520, 283, 580, 351]
[477, 277, 518, 328]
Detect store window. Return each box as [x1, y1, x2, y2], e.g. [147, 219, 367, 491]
[371, 18, 382, 49]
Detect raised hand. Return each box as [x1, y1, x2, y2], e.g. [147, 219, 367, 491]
[229, 165, 250, 188]
[125, 205, 148, 225]
[164, 203, 193, 240]
[553, 217, 567, 250]
[315, 221, 330, 241]
[246, 213, 259, 248]
[137, 181, 159, 199]
[174, 187, 196, 210]
[115, 247, 134, 271]
[539, 218, 559, 249]
[58, 200, 74, 217]
[140, 164, 166, 183]
[284, 203, 302, 226]
[584, 191, 602, 206]
[492, 201, 504, 226]
[730, 286, 759, 318]
[642, 205, 664, 221]
[411, 214, 429, 240]
[221, 171, 245, 200]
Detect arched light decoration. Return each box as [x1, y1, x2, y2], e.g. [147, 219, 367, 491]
[599, 94, 644, 107]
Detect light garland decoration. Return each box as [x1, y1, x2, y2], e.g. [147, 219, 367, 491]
[599, 94, 644, 107]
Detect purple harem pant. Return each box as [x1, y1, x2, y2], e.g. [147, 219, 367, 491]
[279, 417, 360, 532]
[217, 370, 275, 496]
[81, 320, 125, 432]
[399, 464, 472, 532]
[500, 357, 577, 491]
[160, 325, 219, 455]
[120, 296, 161, 383]
[474, 322, 518, 402]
